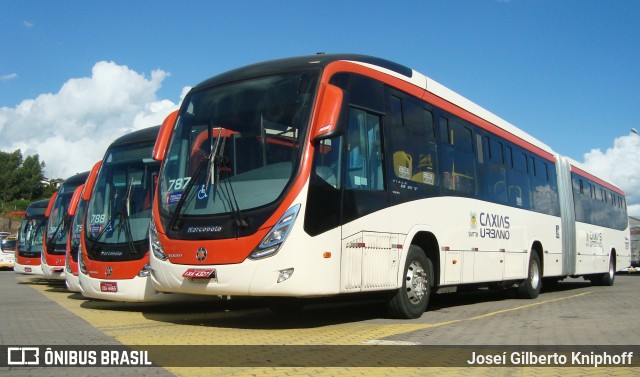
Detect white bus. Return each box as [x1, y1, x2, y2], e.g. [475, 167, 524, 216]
[149, 54, 630, 318]
[14, 199, 51, 275]
[78, 126, 186, 302]
[42, 172, 89, 280]
[64, 181, 91, 292]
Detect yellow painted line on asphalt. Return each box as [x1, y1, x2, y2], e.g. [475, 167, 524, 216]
[394, 292, 593, 335]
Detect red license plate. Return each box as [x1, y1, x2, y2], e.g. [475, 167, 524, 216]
[100, 281, 118, 293]
[182, 269, 215, 279]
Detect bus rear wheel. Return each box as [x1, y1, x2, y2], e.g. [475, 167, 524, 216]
[386, 245, 432, 319]
[516, 251, 541, 299]
[595, 254, 616, 286]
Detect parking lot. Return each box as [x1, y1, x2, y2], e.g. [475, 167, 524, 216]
[1, 269, 639, 376]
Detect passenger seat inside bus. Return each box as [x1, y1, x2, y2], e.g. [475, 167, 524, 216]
[393, 151, 412, 179]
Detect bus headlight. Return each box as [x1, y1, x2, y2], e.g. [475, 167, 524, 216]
[138, 263, 151, 277]
[65, 251, 72, 273]
[149, 219, 166, 261]
[250, 204, 300, 260]
[78, 251, 87, 275]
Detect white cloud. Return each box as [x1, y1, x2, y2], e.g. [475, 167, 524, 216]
[582, 132, 640, 217]
[23, 21, 34, 28]
[0, 61, 182, 179]
[0, 73, 18, 81]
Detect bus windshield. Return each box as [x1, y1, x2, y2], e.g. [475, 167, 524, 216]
[45, 182, 81, 254]
[18, 218, 46, 257]
[158, 71, 319, 231]
[69, 196, 87, 262]
[85, 142, 159, 261]
[1, 239, 16, 252]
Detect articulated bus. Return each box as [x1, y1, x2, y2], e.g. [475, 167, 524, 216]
[14, 199, 51, 275]
[42, 172, 89, 280]
[149, 54, 630, 318]
[78, 126, 181, 302]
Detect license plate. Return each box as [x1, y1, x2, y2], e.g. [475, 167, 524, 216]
[25, 267, 32, 272]
[100, 281, 118, 293]
[182, 268, 215, 279]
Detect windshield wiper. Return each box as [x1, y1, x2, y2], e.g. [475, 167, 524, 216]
[121, 176, 136, 253]
[167, 128, 223, 232]
[218, 158, 248, 232]
[45, 217, 66, 251]
[210, 130, 248, 232]
[88, 178, 136, 255]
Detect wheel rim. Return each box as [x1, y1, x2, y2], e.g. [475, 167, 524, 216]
[530, 258, 540, 290]
[405, 260, 428, 304]
[608, 257, 615, 279]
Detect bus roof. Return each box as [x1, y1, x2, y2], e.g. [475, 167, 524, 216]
[62, 171, 90, 186]
[192, 54, 413, 90]
[565, 156, 624, 196]
[25, 198, 51, 217]
[110, 125, 160, 148]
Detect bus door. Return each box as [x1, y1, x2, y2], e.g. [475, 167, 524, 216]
[340, 106, 398, 292]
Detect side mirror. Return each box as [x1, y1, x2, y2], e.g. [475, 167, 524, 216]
[45, 191, 59, 217]
[68, 184, 84, 216]
[82, 160, 102, 201]
[153, 110, 179, 161]
[312, 83, 344, 141]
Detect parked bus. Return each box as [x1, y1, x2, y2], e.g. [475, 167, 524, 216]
[0, 212, 23, 269]
[148, 54, 630, 318]
[65, 178, 95, 292]
[14, 199, 51, 275]
[78, 126, 182, 302]
[0, 235, 17, 269]
[42, 172, 89, 280]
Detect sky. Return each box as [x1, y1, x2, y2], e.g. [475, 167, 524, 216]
[1, 0, 639, 215]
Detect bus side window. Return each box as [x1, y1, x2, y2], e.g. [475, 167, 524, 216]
[313, 138, 341, 188]
[439, 116, 476, 195]
[345, 108, 384, 190]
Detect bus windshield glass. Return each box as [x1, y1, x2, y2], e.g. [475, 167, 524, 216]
[158, 71, 319, 226]
[18, 217, 46, 257]
[69, 196, 87, 262]
[46, 183, 79, 252]
[85, 142, 159, 260]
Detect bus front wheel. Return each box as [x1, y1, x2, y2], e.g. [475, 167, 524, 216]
[386, 245, 432, 319]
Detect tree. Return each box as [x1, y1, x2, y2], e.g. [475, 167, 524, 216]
[0, 150, 22, 202]
[0, 149, 50, 202]
[18, 155, 46, 200]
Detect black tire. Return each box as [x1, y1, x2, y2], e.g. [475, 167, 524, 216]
[386, 245, 432, 319]
[595, 254, 616, 286]
[516, 251, 542, 299]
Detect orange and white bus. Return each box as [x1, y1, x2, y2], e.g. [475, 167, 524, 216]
[149, 54, 630, 318]
[42, 172, 89, 280]
[14, 199, 51, 275]
[64, 184, 86, 291]
[78, 126, 179, 302]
